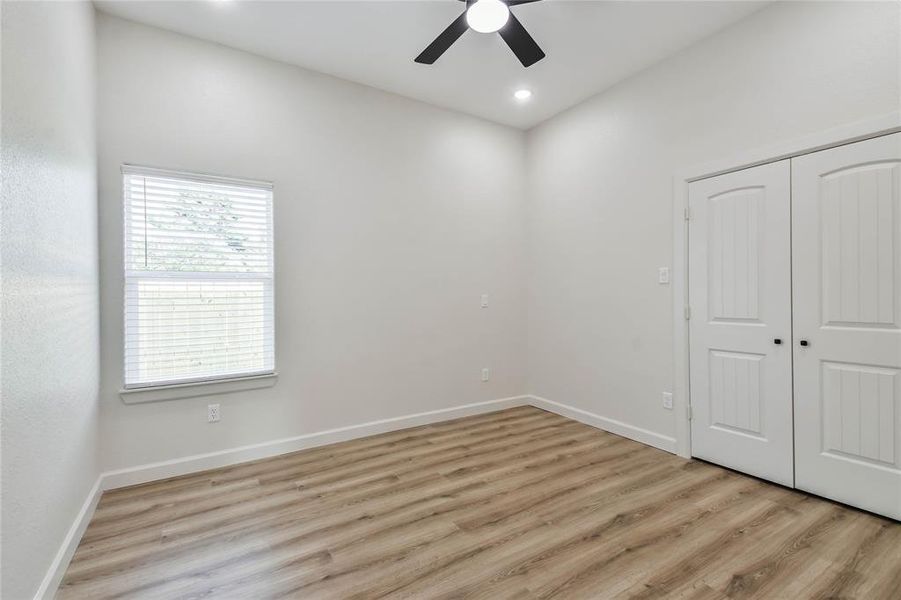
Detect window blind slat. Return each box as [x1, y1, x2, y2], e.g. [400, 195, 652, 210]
[129, 334, 268, 343]
[124, 314, 274, 322]
[125, 219, 272, 232]
[125, 349, 275, 364]
[126, 183, 271, 199]
[128, 232, 270, 248]
[123, 170, 275, 388]
[130, 197, 270, 214]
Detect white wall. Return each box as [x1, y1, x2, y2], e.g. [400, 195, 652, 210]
[1, 2, 99, 598]
[5, 4, 896, 593]
[526, 1, 901, 445]
[96, 14, 527, 472]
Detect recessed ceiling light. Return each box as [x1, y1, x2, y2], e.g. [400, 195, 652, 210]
[514, 89, 533, 101]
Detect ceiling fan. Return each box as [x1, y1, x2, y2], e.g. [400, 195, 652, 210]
[415, 0, 546, 68]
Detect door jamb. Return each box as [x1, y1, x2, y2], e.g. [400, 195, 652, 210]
[671, 111, 901, 459]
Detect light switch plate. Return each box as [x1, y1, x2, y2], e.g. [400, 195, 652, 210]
[662, 392, 673, 410]
[658, 267, 670, 284]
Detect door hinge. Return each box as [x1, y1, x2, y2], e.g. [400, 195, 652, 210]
[687, 405, 693, 421]
[684, 305, 691, 320]
[683, 207, 692, 222]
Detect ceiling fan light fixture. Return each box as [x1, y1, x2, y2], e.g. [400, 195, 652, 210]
[466, 0, 510, 34]
[414, 0, 545, 67]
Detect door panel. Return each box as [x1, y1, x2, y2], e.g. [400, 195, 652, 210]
[689, 160, 794, 486]
[792, 132, 901, 520]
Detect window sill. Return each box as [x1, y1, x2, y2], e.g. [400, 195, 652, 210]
[119, 372, 278, 404]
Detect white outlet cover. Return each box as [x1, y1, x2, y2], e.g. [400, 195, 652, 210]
[208, 403, 221, 422]
[480, 294, 489, 308]
[481, 368, 490, 382]
[658, 267, 670, 284]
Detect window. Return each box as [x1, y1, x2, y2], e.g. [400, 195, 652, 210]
[123, 166, 274, 389]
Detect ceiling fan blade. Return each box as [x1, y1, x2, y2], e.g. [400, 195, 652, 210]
[415, 12, 469, 64]
[498, 13, 545, 67]
[460, 0, 542, 4]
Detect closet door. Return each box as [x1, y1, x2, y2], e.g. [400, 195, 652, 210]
[689, 160, 794, 486]
[793, 133, 901, 520]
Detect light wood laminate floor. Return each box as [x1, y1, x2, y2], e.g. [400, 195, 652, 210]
[59, 406, 901, 599]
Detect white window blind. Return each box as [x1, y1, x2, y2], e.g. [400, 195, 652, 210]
[123, 166, 275, 389]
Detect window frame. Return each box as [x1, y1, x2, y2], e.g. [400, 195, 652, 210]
[120, 164, 276, 393]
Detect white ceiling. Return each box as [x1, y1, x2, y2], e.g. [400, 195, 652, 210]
[94, 0, 767, 129]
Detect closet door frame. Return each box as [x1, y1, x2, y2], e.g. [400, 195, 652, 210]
[671, 113, 901, 459]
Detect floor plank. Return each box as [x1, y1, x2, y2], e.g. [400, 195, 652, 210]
[58, 406, 901, 599]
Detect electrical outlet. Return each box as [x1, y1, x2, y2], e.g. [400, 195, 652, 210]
[208, 403, 221, 423]
[480, 294, 489, 308]
[658, 267, 670, 284]
[481, 368, 490, 382]
[662, 392, 673, 410]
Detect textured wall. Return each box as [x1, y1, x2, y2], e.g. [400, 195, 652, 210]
[1, 2, 99, 598]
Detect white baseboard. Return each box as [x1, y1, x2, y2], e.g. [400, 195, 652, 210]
[38, 393, 674, 599]
[528, 395, 677, 454]
[33, 476, 103, 600]
[99, 393, 677, 491]
[35, 395, 529, 599]
[101, 395, 531, 490]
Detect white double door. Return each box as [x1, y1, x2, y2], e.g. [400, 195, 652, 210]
[689, 133, 901, 520]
